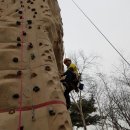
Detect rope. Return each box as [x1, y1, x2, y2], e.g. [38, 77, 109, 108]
[18, 1, 24, 130]
[71, 0, 130, 67]
[0, 100, 66, 113]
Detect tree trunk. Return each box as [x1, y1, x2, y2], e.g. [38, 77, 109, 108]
[79, 91, 87, 130]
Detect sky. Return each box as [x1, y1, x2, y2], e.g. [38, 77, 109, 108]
[58, 0, 130, 73]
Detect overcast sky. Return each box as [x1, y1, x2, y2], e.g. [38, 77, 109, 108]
[58, 0, 130, 73]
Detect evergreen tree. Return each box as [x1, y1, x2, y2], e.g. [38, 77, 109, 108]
[70, 95, 100, 128]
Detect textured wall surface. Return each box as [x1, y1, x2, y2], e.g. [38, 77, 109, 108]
[0, 0, 72, 130]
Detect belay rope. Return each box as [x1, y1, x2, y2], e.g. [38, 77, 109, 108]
[18, 0, 25, 130]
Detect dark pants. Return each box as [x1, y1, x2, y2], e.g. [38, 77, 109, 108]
[61, 70, 79, 109]
[64, 85, 73, 109]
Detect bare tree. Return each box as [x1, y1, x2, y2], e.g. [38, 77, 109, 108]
[96, 72, 130, 130]
[67, 51, 99, 130]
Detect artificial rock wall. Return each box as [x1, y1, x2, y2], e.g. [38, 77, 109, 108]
[0, 0, 72, 130]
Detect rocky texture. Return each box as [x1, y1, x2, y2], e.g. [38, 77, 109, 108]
[0, 0, 72, 130]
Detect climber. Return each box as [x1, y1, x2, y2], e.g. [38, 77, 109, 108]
[61, 58, 79, 109]
[61, 58, 79, 89]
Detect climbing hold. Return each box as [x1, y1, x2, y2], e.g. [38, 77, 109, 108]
[31, 8, 36, 11]
[40, 5, 43, 8]
[16, 21, 21, 25]
[17, 70, 22, 76]
[22, 31, 27, 36]
[33, 86, 40, 92]
[45, 66, 51, 71]
[15, 9, 19, 12]
[20, 16, 23, 19]
[20, 1, 23, 4]
[17, 43, 21, 47]
[27, 43, 33, 49]
[27, 20, 32, 24]
[13, 57, 19, 63]
[27, 0, 31, 3]
[41, 53, 45, 56]
[45, 50, 49, 53]
[37, 26, 41, 29]
[18, 10, 23, 14]
[31, 54, 35, 60]
[12, 94, 19, 99]
[48, 56, 51, 59]
[21, 5, 24, 8]
[20, 126, 24, 130]
[9, 108, 15, 114]
[28, 26, 32, 29]
[48, 109, 56, 116]
[17, 37, 21, 41]
[39, 42, 43, 46]
[31, 73, 37, 78]
[34, 12, 37, 14]
[33, 15, 36, 18]
[59, 125, 66, 130]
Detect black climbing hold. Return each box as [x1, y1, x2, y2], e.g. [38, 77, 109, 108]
[37, 26, 40, 29]
[39, 42, 43, 46]
[17, 71, 22, 76]
[20, 1, 23, 4]
[31, 2, 33, 4]
[21, 5, 24, 8]
[34, 12, 37, 14]
[23, 31, 27, 36]
[33, 86, 40, 92]
[12, 94, 19, 99]
[28, 26, 32, 29]
[33, 15, 36, 18]
[17, 37, 21, 41]
[40, 5, 43, 8]
[27, 20, 32, 24]
[45, 66, 51, 71]
[28, 43, 33, 49]
[20, 16, 23, 19]
[31, 73, 37, 78]
[31, 54, 35, 60]
[48, 56, 51, 59]
[17, 43, 21, 47]
[27, 0, 31, 3]
[16, 21, 21, 25]
[49, 109, 55, 116]
[15, 9, 19, 12]
[13, 57, 19, 63]
[31, 8, 36, 11]
[20, 126, 24, 130]
[18, 10, 23, 14]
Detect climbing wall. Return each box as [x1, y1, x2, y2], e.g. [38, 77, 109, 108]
[0, 0, 72, 130]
